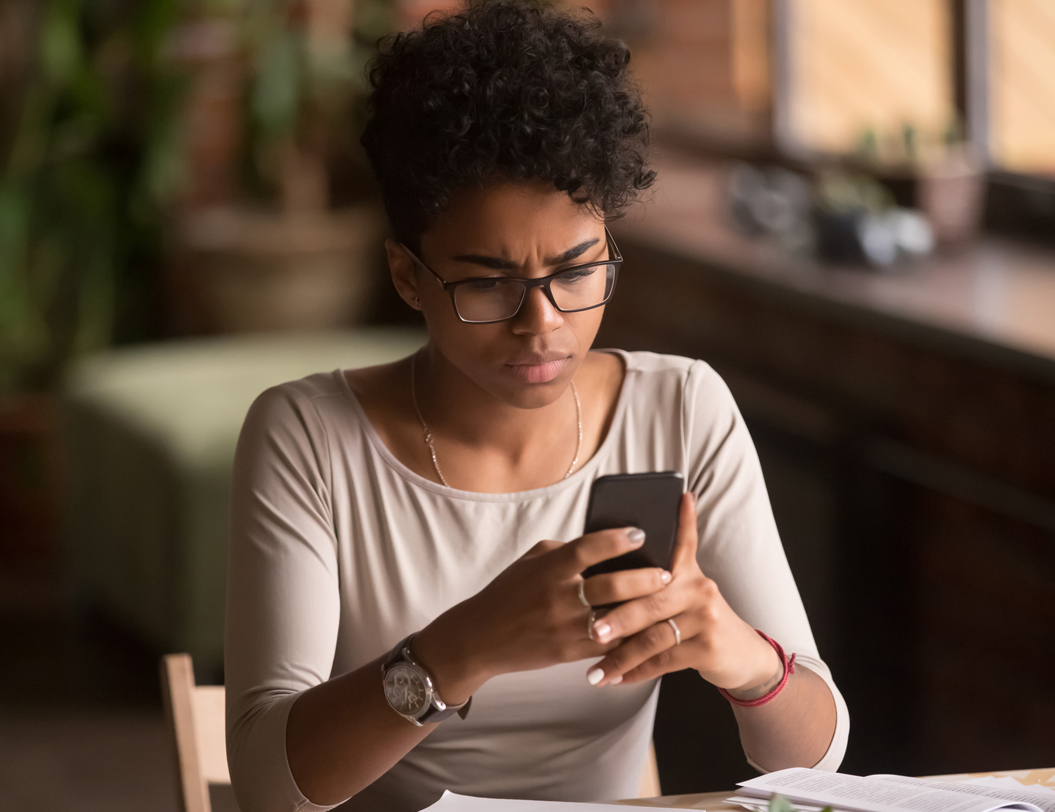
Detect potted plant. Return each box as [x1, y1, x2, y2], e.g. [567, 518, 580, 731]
[0, 0, 185, 561]
[176, 0, 395, 333]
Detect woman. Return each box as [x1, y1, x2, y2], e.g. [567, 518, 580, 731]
[224, 3, 848, 811]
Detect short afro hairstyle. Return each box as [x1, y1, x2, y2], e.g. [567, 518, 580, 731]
[360, 0, 655, 250]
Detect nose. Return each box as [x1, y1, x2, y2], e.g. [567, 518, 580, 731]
[510, 285, 564, 336]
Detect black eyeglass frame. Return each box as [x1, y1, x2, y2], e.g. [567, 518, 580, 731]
[400, 227, 622, 324]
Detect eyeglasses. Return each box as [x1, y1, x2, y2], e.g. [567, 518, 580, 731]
[400, 227, 622, 324]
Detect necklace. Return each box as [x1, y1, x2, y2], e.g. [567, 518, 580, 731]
[410, 352, 582, 488]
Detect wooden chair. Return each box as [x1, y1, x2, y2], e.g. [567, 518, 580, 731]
[161, 654, 231, 812]
[160, 652, 662, 808]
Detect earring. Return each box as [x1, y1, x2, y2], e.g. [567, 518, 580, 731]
[412, 297, 421, 307]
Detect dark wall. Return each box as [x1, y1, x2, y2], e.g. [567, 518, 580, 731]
[598, 237, 1055, 793]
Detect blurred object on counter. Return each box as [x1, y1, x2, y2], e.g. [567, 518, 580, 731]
[174, 0, 396, 335]
[728, 161, 935, 269]
[814, 170, 933, 268]
[916, 147, 986, 246]
[728, 163, 814, 257]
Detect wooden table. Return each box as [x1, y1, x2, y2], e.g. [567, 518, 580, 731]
[617, 767, 1055, 810]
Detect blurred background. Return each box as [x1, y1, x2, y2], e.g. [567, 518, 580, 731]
[1, 1, 1053, 809]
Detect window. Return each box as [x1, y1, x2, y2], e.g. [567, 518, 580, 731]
[988, 0, 1055, 176]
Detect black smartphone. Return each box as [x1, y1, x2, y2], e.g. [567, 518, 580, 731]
[580, 471, 684, 580]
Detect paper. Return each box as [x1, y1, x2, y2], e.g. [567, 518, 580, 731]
[735, 768, 1048, 812]
[422, 790, 641, 811]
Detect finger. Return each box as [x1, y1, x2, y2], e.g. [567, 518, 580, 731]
[669, 493, 699, 573]
[522, 538, 564, 560]
[553, 526, 645, 579]
[582, 567, 671, 606]
[586, 616, 687, 686]
[619, 641, 695, 685]
[587, 580, 681, 645]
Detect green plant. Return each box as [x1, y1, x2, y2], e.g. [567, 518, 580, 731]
[768, 793, 834, 812]
[0, 0, 186, 392]
[240, 0, 395, 210]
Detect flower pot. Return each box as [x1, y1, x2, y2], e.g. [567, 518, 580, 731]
[178, 203, 387, 333]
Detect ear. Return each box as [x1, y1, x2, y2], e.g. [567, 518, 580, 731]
[386, 238, 422, 310]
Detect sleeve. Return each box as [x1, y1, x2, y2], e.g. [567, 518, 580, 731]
[224, 383, 345, 812]
[682, 361, 849, 773]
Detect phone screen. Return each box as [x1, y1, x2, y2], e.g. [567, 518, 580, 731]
[581, 471, 684, 580]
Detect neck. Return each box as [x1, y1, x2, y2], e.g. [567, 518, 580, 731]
[412, 344, 580, 474]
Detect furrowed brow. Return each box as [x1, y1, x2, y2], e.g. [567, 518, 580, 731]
[451, 238, 601, 271]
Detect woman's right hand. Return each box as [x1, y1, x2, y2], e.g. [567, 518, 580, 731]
[413, 527, 672, 706]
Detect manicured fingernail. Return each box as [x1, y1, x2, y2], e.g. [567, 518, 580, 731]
[587, 667, 604, 685]
[660, 570, 672, 584]
[627, 528, 645, 546]
[609, 675, 623, 685]
[593, 621, 612, 642]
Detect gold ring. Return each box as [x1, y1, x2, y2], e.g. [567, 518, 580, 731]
[667, 618, 681, 646]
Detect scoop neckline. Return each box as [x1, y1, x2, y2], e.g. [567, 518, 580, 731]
[333, 348, 633, 502]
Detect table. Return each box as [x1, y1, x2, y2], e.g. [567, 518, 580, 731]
[618, 767, 1055, 810]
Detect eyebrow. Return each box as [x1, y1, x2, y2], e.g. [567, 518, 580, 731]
[451, 238, 601, 271]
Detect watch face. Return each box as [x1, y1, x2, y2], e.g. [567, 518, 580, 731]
[384, 663, 430, 717]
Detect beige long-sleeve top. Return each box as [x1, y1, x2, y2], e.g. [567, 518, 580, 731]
[225, 350, 849, 812]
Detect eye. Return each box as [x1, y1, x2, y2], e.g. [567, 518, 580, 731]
[462, 277, 506, 291]
[556, 267, 597, 282]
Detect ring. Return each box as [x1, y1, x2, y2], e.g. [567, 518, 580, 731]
[587, 610, 598, 640]
[577, 580, 591, 608]
[667, 618, 681, 646]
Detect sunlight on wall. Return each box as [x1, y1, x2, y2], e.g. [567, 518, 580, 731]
[990, 0, 1055, 175]
[788, 0, 954, 157]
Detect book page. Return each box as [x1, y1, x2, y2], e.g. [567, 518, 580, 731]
[423, 791, 639, 811]
[737, 768, 1044, 812]
[869, 775, 1055, 812]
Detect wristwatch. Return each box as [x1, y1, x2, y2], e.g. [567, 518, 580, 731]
[382, 634, 472, 726]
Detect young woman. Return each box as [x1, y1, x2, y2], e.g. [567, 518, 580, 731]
[224, 3, 848, 811]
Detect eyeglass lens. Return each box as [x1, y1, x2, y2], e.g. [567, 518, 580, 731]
[453, 262, 618, 322]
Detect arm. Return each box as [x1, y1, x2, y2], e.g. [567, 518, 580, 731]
[580, 363, 847, 772]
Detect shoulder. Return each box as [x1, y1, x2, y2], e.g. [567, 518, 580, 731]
[238, 371, 351, 465]
[617, 350, 732, 406]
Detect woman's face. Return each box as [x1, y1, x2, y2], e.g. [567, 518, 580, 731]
[395, 180, 610, 410]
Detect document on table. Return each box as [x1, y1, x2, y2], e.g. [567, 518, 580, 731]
[422, 791, 635, 811]
[728, 768, 1055, 812]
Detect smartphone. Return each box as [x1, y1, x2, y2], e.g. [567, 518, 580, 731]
[580, 471, 684, 580]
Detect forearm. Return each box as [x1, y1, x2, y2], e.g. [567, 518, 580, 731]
[286, 618, 491, 807]
[730, 663, 837, 772]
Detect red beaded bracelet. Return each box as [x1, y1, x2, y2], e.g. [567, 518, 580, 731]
[717, 630, 796, 708]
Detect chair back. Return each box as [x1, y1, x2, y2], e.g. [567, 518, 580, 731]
[161, 654, 230, 812]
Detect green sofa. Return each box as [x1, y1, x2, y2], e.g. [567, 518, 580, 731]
[61, 328, 426, 676]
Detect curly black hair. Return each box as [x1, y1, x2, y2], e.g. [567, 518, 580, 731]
[360, 0, 655, 250]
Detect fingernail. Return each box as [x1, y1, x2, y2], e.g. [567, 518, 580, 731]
[609, 675, 623, 685]
[594, 621, 612, 642]
[660, 570, 672, 584]
[587, 667, 604, 686]
[627, 528, 645, 546]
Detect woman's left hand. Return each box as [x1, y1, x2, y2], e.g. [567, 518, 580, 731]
[585, 494, 782, 693]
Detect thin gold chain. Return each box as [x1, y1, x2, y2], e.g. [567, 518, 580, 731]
[410, 352, 582, 488]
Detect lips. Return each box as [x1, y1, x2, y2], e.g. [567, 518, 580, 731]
[503, 353, 572, 384]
